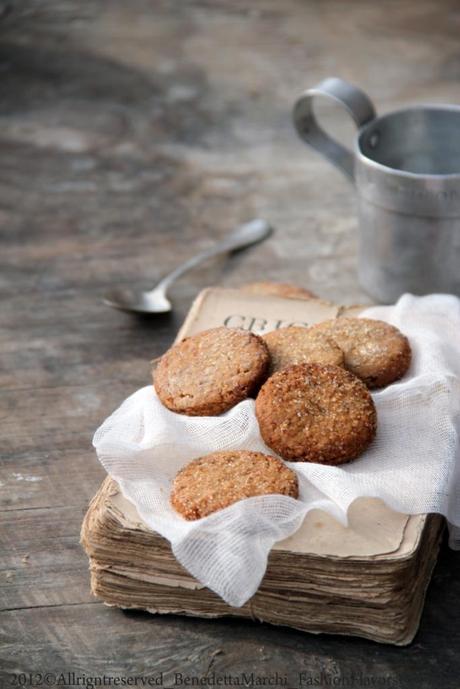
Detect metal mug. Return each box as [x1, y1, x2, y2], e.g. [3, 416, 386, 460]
[293, 77, 460, 302]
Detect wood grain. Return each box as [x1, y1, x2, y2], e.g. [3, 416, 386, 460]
[1, 0, 460, 687]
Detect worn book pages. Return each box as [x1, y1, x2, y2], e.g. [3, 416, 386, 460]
[81, 288, 444, 645]
[82, 477, 443, 645]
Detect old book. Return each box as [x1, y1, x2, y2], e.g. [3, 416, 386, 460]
[81, 288, 444, 645]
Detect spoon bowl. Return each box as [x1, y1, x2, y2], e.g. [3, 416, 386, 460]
[104, 287, 172, 314]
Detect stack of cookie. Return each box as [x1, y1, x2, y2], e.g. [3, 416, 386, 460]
[81, 287, 443, 645]
[153, 317, 410, 519]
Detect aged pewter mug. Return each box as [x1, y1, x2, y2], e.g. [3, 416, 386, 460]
[293, 77, 460, 302]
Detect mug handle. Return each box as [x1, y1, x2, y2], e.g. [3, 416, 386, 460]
[293, 77, 376, 182]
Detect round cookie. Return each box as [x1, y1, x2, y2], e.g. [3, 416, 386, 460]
[263, 326, 344, 374]
[154, 326, 270, 416]
[255, 363, 377, 465]
[240, 281, 317, 300]
[171, 450, 299, 520]
[310, 318, 411, 388]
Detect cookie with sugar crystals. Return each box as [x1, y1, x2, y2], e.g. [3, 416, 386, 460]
[263, 326, 344, 374]
[255, 363, 377, 465]
[154, 326, 270, 416]
[170, 450, 299, 520]
[240, 281, 317, 300]
[310, 317, 411, 388]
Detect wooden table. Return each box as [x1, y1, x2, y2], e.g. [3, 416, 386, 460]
[1, 2, 459, 687]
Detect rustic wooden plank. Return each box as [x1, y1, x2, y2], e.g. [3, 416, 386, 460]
[0, 450, 105, 511]
[1, 0, 460, 685]
[0, 505, 95, 610]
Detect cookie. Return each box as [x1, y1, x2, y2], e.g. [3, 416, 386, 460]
[263, 326, 344, 374]
[240, 281, 317, 300]
[170, 450, 299, 520]
[255, 363, 376, 465]
[154, 326, 270, 416]
[310, 318, 411, 388]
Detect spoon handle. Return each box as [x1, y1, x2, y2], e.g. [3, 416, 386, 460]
[153, 218, 273, 293]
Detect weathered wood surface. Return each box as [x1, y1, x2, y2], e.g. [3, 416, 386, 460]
[1, 1, 460, 687]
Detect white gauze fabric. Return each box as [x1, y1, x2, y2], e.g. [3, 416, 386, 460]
[93, 294, 460, 607]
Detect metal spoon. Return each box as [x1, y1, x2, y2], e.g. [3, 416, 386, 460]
[103, 218, 273, 314]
